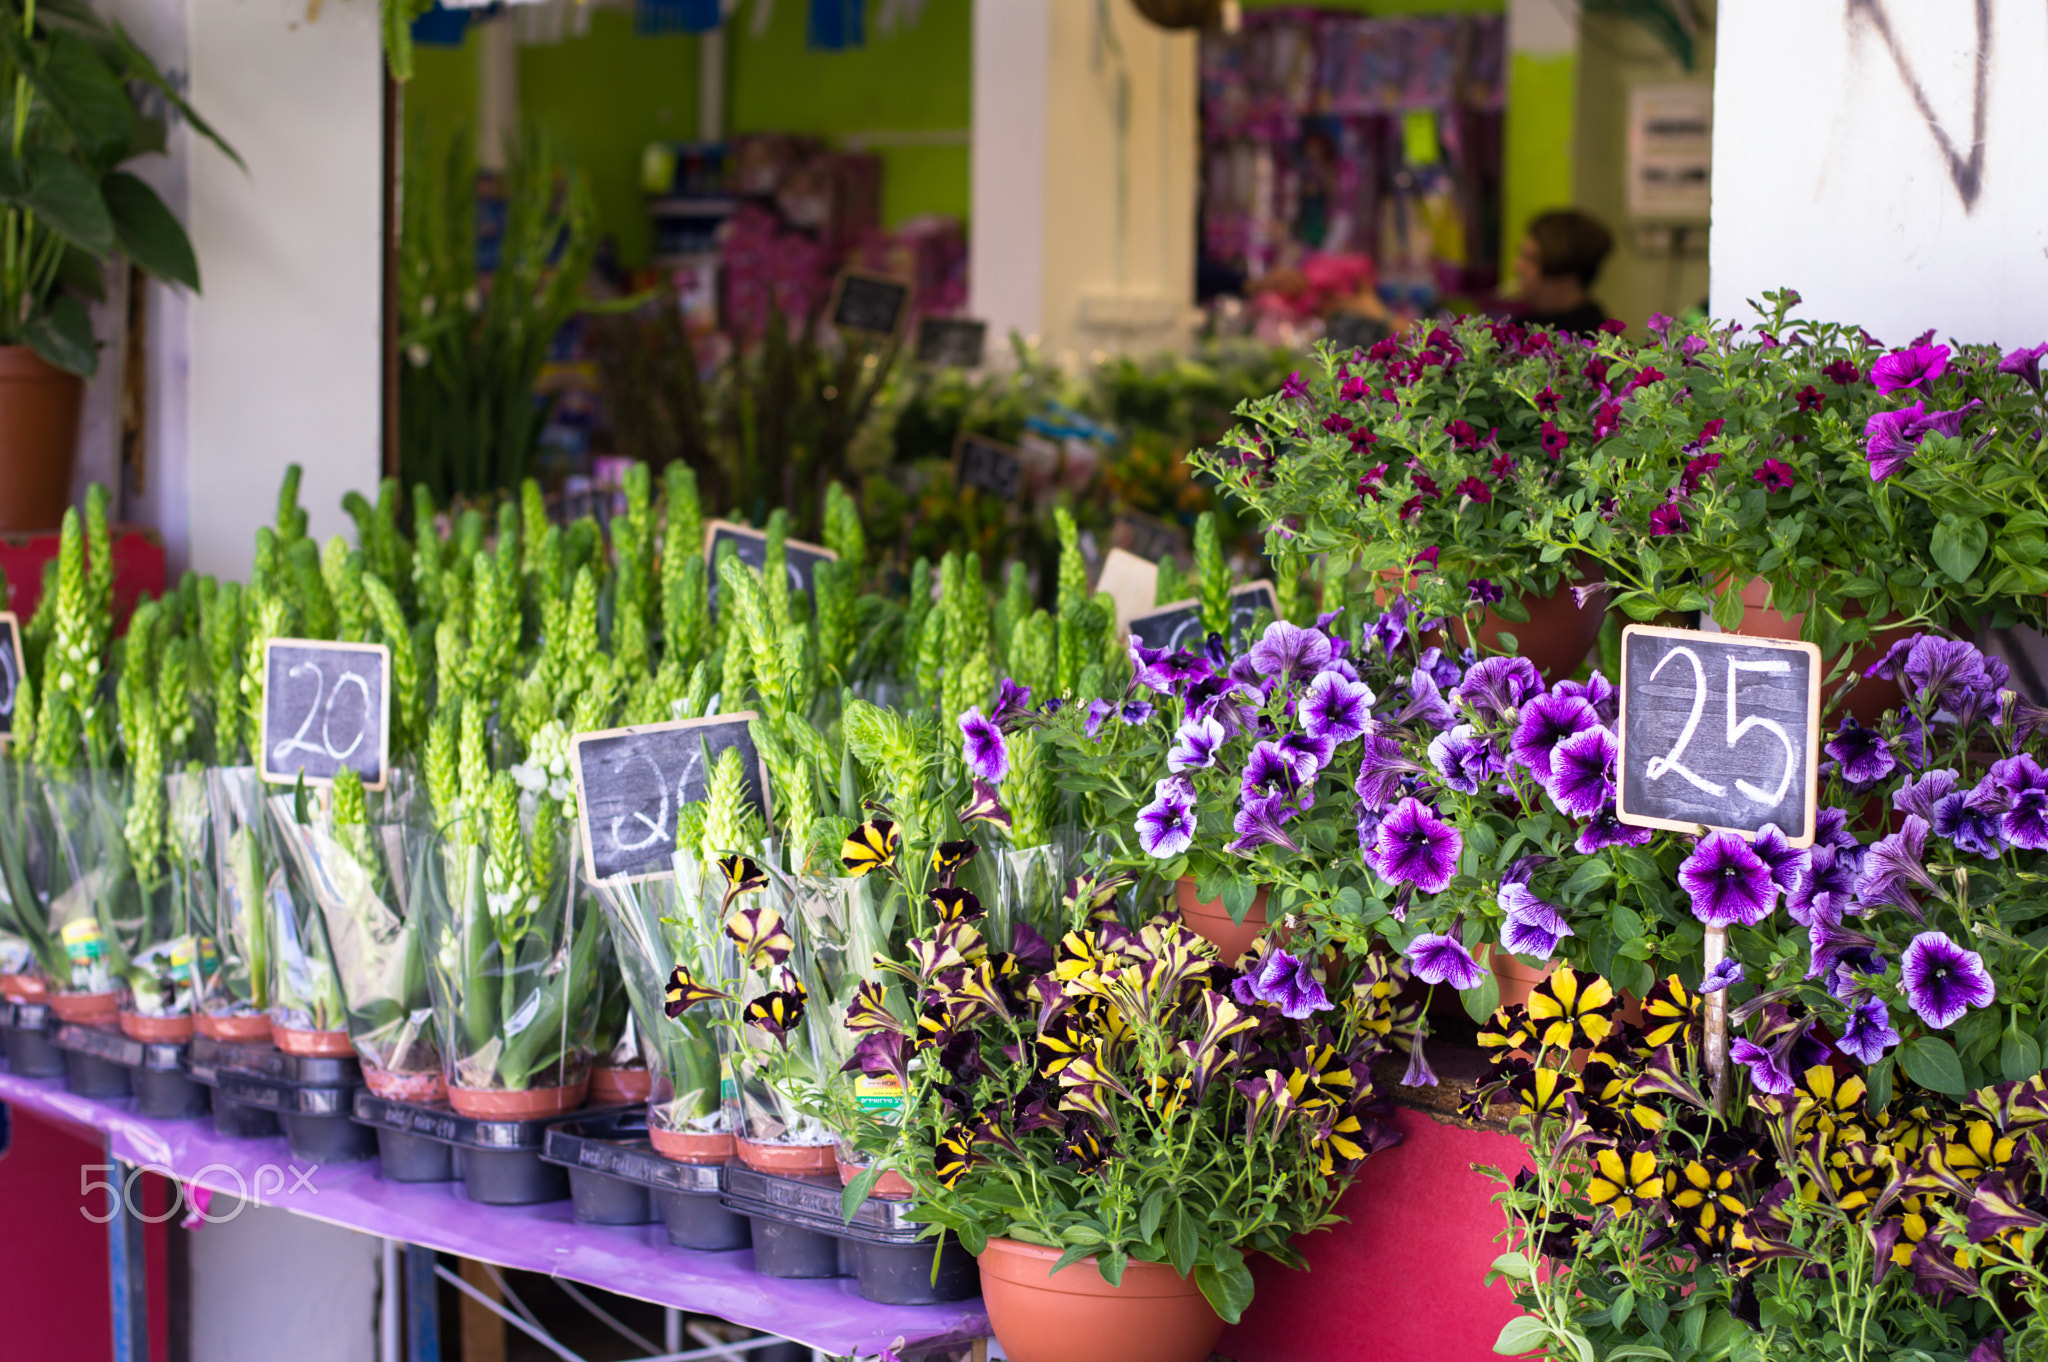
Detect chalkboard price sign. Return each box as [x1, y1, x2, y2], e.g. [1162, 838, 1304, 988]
[830, 270, 912, 338]
[704, 521, 839, 605]
[915, 316, 987, 368]
[570, 713, 772, 882]
[1616, 624, 1820, 845]
[1127, 582, 1280, 653]
[1110, 513, 1186, 565]
[955, 433, 1023, 501]
[259, 639, 392, 790]
[0, 612, 21, 743]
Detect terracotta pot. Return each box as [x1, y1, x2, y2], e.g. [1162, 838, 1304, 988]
[119, 1010, 194, 1044]
[735, 1136, 838, 1176]
[0, 973, 48, 1003]
[1724, 578, 1909, 727]
[271, 1023, 355, 1057]
[648, 1126, 736, 1165]
[1459, 577, 1607, 684]
[588, 1065, 654, 1104]
[0, 346, 83, 532]
[978, 1236, 1224, 1362]
[48, 990, 120, 1025]
[447, 1078, 589, 1120]
[836, 1154, 917, 1200]
[195, 1012, 275, 1043]
[1480, 946, 1553, 1008]
[362, 1065, 446, 1103]
[1173, 878, 1272, 966]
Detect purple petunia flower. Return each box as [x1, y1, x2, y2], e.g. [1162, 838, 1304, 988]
[1903, 635, 1994, 715]
[1369, 797, 1464, 895]
[1699, 958, 1744, 994]
[1547, 725, 1616, 818]
[1368, 595, 1414, 658]
[1871, 343, 1950, 394]
[1427, 724, 1503, 796]
[1509, 692, 1601, 786]
[1279, 370, 1310, 403]
[1859, 815, 1941, 918]
[1167, 716, 1226, 772]
[1824, 718, 1896, 791]
[1808, 916, 1884, 984]
[1553, 672, 1617, 725]
[1787, 843, 1857, 927]
[1301, 670, 1376, 745]
[1749, 824, 1808, 893]
[958, 707, 1009, 783]
[1242, 741, 1305, 807]
[1864, 400, 1982, 481]
[1277, 730, 1335, 783]
[1405, 932, 1485, 990]
[1577, 804, 1653, 854]
[1455, 655, 1546, 726]
[1729, 1038, 1798, 1096]
[1119, 699, 1157, 726]
[1998, 341, 2048, 391]
[1677, 832, 1779, 928]
[1893, 768, 1961, 823]
[1836, 996, 1901, 1065]
[1231, 947, 1332, 1019]
[1227, 797, 1301, 855]
[1416, 646, 1465, 692]
[1932, 778, 2008, 859]
[1085, 699, 1114, 739]
[1497, 882, 1573, 958]
[1990, 754, 2048, 849]
[1393, 670, 1459, 731]
[1249, 620, 1333, 684]
[989, 679, 1032, 729]
[1135, 777, 1197, 859]
[1901, 931, 1996, 1028]
[1468, 578, 1504, 606]
[1354, 735, 1424, 811]
[1129, 639, 1212, 695]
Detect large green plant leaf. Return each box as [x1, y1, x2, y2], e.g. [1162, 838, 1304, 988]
[103, 170, 197, 289]
[23, 293, 95, 375]
[26, 31, 134, 163]
[21, 146, 113, 254]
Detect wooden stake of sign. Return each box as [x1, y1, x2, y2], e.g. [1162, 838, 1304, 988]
[1702, 925, 1730, 1112]
[0, 612, 22, 746]
[258, 639, 392, 789]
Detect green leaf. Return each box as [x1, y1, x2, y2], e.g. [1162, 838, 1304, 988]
[23, 294, 95, 376]
[1098, 1249, 1127, 1288]
[1192, 1247, 1255, 1325]
[1899, 1035, 1966, 1096]
[30, 32, 135, 160]
[1462, 968, 1501, 1022]
[2000, 1022, 2041, 1083]
[839, 1163, 885, 1223]
[1165, 1203, 1198, 1277]
[1931, 514, 1990, 583]
[1494, 1315, 1551, 1355]
[1610, 1287, 1637, 1330]
[102, 172, 199, 290]
[20, 146, 113, 255]
[1563, 858, 1614, 897]
[1138, 1189, 1167, 1245]
[1487, 1250, 1534, 1283]
[1606, 1349, 1674, 1361]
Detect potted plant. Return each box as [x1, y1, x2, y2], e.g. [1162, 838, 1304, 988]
[0, 1, 234, 529]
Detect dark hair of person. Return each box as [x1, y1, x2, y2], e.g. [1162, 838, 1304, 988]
[1527, 211, 1614, 288]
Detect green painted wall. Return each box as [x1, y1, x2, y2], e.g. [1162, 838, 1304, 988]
[1500, 50, 1575, 279]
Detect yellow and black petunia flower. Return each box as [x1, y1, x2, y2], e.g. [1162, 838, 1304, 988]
[662, 965, 732, 1018]
[1791, 1064, 1870, 1143]
[1060, 1121, 1109, 1172]
[1313, 1106, 1378, 1176]
[1635, 974, 1698, 1053]
[1526, 966, 1616, 1052]
[930, 839, 979, 887]
[1034, 1014, 1090, 1078]
[1665, 1155, 1749, 1252]
[1933, 1119, 2019, 1185]
[929, 887, 985, 926]
[724, 903, 795, 971]
[1299, 1042, 1358, 1106]
[932, 1124, 976, 1188]
[1148, 1072, 1193, 1121]
[1587, 1145, 1661, 1217]
[742, 976, 809, 1046]
[1506, 1064, 1581, 1119]
[841, 818, 902, 878]
[716, 855, 768, 911]
[1477, 1006, 1535, 1066]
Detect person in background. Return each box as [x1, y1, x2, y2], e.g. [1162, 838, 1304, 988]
[1514, 209, 1614, 336]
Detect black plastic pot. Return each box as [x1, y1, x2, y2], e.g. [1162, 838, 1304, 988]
[216, 1070, 371, 1164]
[747, 1216, 845, 1279]
[211, 1089, 280, 1139]
[849, 1236, 979, 1306]
[133, 1066, 209, 1120]
[281, 1111, 376, 1164]
[454, 1146, 567, 1206]
[355, 1092, 618, 1205]
[3, 1004, 65, 1077]
[374, 1127, 455, 1183]
[50, 1021, 208, 1114]
[719, 1161, 977, 1304]
[62, 1047, 132, 1098]
[565, 1167, 651, 1225]
[655, 1188, 752, 1252]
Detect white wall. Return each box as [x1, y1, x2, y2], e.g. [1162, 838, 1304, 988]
[1711, 0, 2048, 345]
[183, 0, 384, 577]
[189, 1200, 380, 1362]
[969, 0, 1050, 347]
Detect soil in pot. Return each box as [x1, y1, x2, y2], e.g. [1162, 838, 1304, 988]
[0, 973, 48, 1003]
[446, 1078, 590, 1120]
[0, 346, 83, 532]
[195, 1012, 275, 1043]
[120, 1011, 195, 1044]
[49, 990, 121, 1025]
[648, 1126, 735, 1165]
[835, 1153, 916, 1199]
[588, 1064, 653, 1104]
[271, 1023, 355, 1057]
[1724, 578, 1910, 728]
[735, 1137, 838, 1176]
[1173, 878, 1271, 966]
[978, 1236, 1224, 1362]
[362, 1065, 446, 1103]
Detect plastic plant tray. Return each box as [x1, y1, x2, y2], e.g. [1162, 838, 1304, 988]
[188, 1034, 360, 1088]
[541, 1109, 750, 1247]
[215, 1065, 372, 1164]
[50, 1022, 208, 1116]
[719, 1162, 977, 1304]
[353, 1092, 635, 1206]
[1, 1001, 67, 1077]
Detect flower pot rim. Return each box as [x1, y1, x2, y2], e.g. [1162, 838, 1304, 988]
[979, 1236, 1205, 1298]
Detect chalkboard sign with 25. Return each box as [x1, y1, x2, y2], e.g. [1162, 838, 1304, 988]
[570, 714, 771, 882]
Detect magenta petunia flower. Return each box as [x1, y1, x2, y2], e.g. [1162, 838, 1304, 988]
[1901, 931, 1996, 1028]
[1998, 341, 2048, 392]
[1649, 503, 1688, 536]
[1870, 343, 1950, 394]
[1864, 400, 1982, 481]
[1509, 692, 1600, 785]
[1592, 401, 1623, 439]
[958, 707, 1009, 783]
[1539, 422, 1569, 456]
[1135, 776, 1197, 859]
[1753, 458, 1796, 491]
[1793, 386, 1823, 413]
[1300, 670, 1375, 745]
[1405, 932, 1485, 990]
[1369, 797, 1463, 895]
[1453, 476, 1492, 503]
[1823, 359, 1861, 386]
[1279, 370, 1310, 403]
[1547, 724, 1616, 818]
[1677, 832, 1778, 928]
[1836, 996, 1900, 1065]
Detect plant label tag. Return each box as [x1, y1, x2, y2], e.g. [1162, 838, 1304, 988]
[954, 432, 1023, 501]
[915, 315, 987, 368]
[1616, 624, 1820, 844]
[1127, 582, 1280, 653]
[703, 521, 839, 608]
[0, 612, 22, 744]
[258, 639, 391, 790]
[1109, 513, 1186, 566]
[570, 713, 772, 883]
[829, 270, 912, 338]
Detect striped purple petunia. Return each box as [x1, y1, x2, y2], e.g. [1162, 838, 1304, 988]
[1902, 931, 1996, 1029]
[1369, 797, 1463, 895]
[1677, 832, 1778, 928]
[1547, 725, 1616, 818]
[1405, 932, 1485, 990]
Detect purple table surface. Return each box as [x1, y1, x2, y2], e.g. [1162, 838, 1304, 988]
[0, 1070, 988, 1357]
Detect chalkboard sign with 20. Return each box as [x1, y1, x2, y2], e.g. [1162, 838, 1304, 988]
[259, 639, 391, 789]
[0, 612, 21, 742]
[570, 713, 771, 882]
[1616, 625, 1820, 844]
